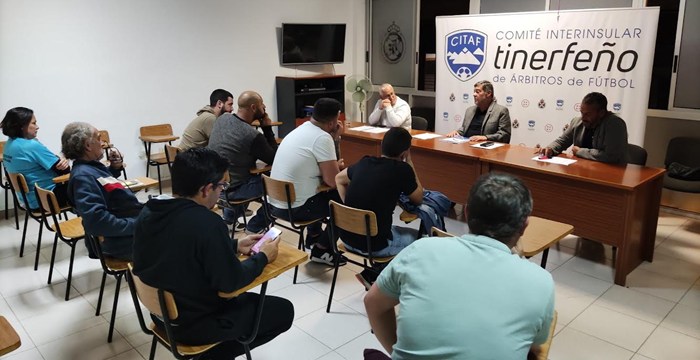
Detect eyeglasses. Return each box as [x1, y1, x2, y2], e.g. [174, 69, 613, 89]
[215, 181, 230, 191]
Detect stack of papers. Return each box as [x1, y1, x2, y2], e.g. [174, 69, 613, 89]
[413, 133, 442, 140]
[440, 136, 470, 144]
[350, 126, 390, 133]
[531, 156, 578, 166]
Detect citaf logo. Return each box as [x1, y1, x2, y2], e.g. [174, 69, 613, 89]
[445, 30, 486, 82]
[613, 103, 622, 112]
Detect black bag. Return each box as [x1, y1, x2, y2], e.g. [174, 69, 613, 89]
[668, 162, 700, 181]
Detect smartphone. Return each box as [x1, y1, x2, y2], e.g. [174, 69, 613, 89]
[479, 141, 495, 147]
[251, 227, 281, 254]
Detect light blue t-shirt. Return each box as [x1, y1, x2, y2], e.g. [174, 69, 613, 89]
[3, 137, 58, 209]
[376, 234, 554, 360]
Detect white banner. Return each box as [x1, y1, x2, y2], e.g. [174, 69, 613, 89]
[435, 8, 659, 147]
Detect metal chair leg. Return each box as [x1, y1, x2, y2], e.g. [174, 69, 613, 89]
[33, 219, 44, 271]
[47, 235, 59, 284]
[96, 271, 108, 316]
[107, 274, 123, 342]
[65, 243, 76, 301]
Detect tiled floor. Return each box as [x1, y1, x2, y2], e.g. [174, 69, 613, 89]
[1, 187, 699, 360]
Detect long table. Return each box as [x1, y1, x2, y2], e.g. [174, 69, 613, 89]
[340, 123, 666, 285]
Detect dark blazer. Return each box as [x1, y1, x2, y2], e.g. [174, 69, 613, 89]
[458, 100, 511, 143]
[547, 112, 628, 164]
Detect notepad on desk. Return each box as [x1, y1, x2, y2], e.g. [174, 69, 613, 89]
[531, 156, 578, 166]
[413, 133, 442, 140]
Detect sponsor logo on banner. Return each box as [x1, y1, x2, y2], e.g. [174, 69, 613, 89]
[506, 96, 513, 106]
[522, 99, 530, 108]
[454, 114, 462, 123]
[574, 103, 581, 112]
[442, 111, 449, 121]
[445, 30, 487, 82]
[613, 102, 622, 112]
[556, 99, 564, 110]
[450, 93, 456, 102]
[528, 120, 536, 130]
[463, 93, 470, 102]
[538, 99, 546, 109]
[545, 124, 554, 132]
[512, 119, 519, 129]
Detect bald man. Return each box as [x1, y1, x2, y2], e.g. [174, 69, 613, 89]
[208, 91, 277, 233]
[368, 83, 412, 130]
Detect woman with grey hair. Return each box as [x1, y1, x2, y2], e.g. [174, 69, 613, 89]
[62, 122, 142, 260]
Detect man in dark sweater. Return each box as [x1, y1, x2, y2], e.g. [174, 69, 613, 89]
[132, 148, 293, 359]
[208, 91, 277, 233]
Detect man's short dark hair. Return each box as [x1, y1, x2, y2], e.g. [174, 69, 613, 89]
[475, 80, 494, 96]
[313, 98, 342, 123]
[209, 89, 233, 107]
[171, 148, 229, 197]
[381, 127, 412, 157]
[582, 92, 608, 112]
[1, 107, 34, 138]
[467, 173, 532, 242]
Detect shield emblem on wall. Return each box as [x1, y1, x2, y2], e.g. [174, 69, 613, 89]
[445, 29, 487, 82]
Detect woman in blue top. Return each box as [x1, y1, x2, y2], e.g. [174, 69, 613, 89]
[1, 107, 70, 209]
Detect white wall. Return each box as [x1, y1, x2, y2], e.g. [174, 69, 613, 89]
[0, 0, 366, 196]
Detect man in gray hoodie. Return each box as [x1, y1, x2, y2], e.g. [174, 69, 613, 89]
[179, 89, 233, 151]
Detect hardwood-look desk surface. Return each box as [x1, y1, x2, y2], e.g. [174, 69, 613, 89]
[219, 242, 307, 298]
[52, 175, 159, 193]
[0, 316, 21, 356]
[251, 120, 283, 128]
[480, 145, 665, 285]
[137, 134, 179, 143]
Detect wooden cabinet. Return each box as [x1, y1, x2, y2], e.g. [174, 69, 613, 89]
[275, 75, 345, 137]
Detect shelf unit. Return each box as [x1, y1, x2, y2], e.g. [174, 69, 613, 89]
[275, 75, 345, 137]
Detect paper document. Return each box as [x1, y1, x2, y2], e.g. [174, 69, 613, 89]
[470, 142, 505, 149]
[413, 133, 442, 140]
[121, 179, 143, 187]
[440, 136, 470, 144]
[531, 156, 578, 166]
[364, 127, 390, 133]
[350, 125, 374, 132]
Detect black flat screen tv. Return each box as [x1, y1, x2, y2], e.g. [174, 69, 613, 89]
[281, 23, 346, 65]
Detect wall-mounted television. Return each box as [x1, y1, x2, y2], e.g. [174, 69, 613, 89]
[281, 23, 346, 65]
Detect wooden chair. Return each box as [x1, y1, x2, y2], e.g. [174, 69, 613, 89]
[261, 174, 322, 284]
[516, 217, 573, 268]
[535, 311, 558, 360]
[6, 171, 48, 270]
[0, 316, 21, 356]
[139, 124, 176, 194]
[164, 144, 180, 172]
[126, 264, 221, 360]
[327, 200, 395, 312]
[35, 184, 85, 301]
[430, 226, 453, 238]
[0, 141, 19, 228]
[86, 234, 130, 343]
[99, 130, 128, 179]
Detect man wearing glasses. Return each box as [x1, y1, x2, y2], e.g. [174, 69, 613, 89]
[368, 83, 412, 130]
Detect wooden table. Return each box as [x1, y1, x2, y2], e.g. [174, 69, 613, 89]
[339, 124, 665, 285]
[219, 242, 307, 298]
[0, 316, 21, 356]
[53, 175, 159, 193]
[480, 146, 665, 285]
[251, 120, 283, 128]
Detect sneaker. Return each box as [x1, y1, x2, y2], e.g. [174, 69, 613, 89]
[304, 233, 320, 249]
[244, 228, 265, 235]
[232, 222, 246, 232]
[222, 216, 235, 226]
[310, 246, 347, 266]
[355, 272, 373, 291]
[244, 209, 253, 217]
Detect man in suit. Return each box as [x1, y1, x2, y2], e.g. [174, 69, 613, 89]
[446, 80, 511, 143]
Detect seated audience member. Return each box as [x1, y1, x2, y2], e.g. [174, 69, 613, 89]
[1, 107, 70, 209]
[269, 98, 346, 265]
[208, 91, 277, 233]
[446, 80, 511, 143]
[132, 148, 293, 359]
[368, 83, 411, 130]
[365, 173, 554, 359]
[179, 89, 234, 151]
[62, 122, 142, 260]
[538, 92, 628, 164]
[335, 127, 423, 287]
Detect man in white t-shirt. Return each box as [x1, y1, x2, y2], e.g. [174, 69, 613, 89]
[269, 98, 347, 265]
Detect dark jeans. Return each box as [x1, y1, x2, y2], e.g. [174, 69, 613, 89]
[221, 175, 270, 233]
[168, 294, 294, 359]
[269, 190, 341, 248]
